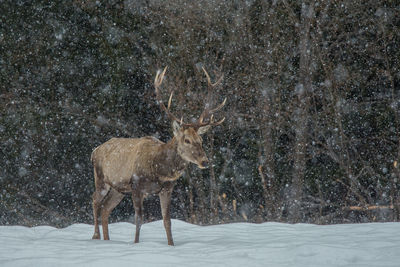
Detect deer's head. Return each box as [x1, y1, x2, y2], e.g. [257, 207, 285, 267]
[154, 67, 226, 169]
[171, 121, 210, 168]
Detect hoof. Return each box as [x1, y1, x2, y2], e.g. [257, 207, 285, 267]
[92, 233, 100, 240]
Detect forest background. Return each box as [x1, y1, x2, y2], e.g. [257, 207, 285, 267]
[1, 0, 400, 227]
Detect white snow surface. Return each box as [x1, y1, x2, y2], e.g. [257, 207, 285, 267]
[1, 220, 400, 267]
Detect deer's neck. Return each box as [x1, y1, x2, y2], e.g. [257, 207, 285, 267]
[154, 137, 187, 181]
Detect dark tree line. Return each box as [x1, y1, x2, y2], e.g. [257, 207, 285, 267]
[0, 0, 399, 227]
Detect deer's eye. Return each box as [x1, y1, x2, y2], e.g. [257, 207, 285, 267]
[184, 139, 191, 144]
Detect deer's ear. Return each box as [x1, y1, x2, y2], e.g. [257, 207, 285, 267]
[172, 121, 182, 137]
[197, 125, 211, 135]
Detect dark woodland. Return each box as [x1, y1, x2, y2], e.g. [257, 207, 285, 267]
[1, 0, 400, 227]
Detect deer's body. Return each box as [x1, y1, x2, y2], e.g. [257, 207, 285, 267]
[91, 67, 225, 246]
[92, 137, 186, 194]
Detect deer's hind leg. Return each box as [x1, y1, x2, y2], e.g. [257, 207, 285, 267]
[100, 188, 124, 240]
[92, 165, 110, 240]
[92, 188, 109, 240]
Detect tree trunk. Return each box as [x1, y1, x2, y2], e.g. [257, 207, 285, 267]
[288, 0, 314, 223]
[208, 132, 219, 224]
[259, 99, 278, 220]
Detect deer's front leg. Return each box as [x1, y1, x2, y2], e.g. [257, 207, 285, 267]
[159, 182, 175, 246]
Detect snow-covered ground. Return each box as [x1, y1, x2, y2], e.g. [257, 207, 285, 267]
[1, 219, 399, 267]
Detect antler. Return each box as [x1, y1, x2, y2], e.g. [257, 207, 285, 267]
[154, 66, 226, 129]
[197, 67, 226, 127]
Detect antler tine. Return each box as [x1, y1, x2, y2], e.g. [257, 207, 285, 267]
[167, 91, 173, 110]
[155, 66, 168, 88]
[211, 116, 225, 126]
[202, 67, 224, 87]
[209, 114, 226, 126]
[202, 67, 212, 86]
[154, 67, 183, 124]
[209, 97, 227, 114]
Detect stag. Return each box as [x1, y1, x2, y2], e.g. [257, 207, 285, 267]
[91, 67, 226, 245]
